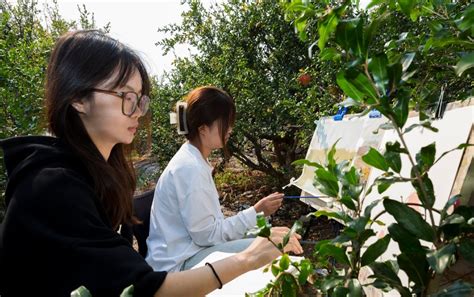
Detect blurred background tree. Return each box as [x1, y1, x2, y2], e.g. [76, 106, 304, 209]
[0, 0, 109, 221]
[153, 0, 340, 182]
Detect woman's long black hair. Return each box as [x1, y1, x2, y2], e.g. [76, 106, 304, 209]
[45, 30, 150, 228]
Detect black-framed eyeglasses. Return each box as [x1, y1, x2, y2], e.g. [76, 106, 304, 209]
[91, 88, 150, 117]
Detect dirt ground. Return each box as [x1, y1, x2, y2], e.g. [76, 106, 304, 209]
[213, 161, 343, 258]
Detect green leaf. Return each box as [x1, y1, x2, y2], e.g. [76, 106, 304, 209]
[369, 54, 389, 95]
[397, 0, 415, 17]
[335, 19, 357, 52]
[283, 220, 303, 247]
[333, 286, 350, 297]
[344, 166, 359, 186]
[421, 121, 439, 133]
[359, 229, 376, 246]
[298, 259, 313, 285]
[71, 286, 92, 297]
[377, 179, 392, 194]
[397, 253, 429, 290]
[279, 253, 290, 270]
[248, 213, 271, 238]
[348, 278, 362, 297]
[318, 11, 339, 51]
[361, 235, 391, 266]
[410, 170, 435, 208]
[281, 274, 297, 297]
[458, 239, 474, 265]
[454, 52, 474, 77]
[327, 140, 339, 172]
[416, 142, 436, 171]
[401, 52, 415, 72]
[369, 262, 402, 287]
[351, 72, 379, 104]
[441, 214, 465, 226]
[352, 17, 367, 59]
[340, 194, 357, 210]
[435, 143, 474, 165]
[362, 147, 389, 171]
[336, 71, 366, 102]
[384, 149, 402, 173]
[441, 195, 461, 221]
[384, 199, 435, 242]
[292, 158, 323, 169]
[319, 244, 350, 265]
[387, 63, 402, 92]
[313, 209, 350, 223]
[427, 243, 456, 274]
[314, 167, 339, 197]
[431, 281, 474, 297]
[271, 264, 280, 277]
[385, 140, 405, 153]
[456, 4, 474, 33]
[392, 93, 409, 128]
[320, 47, 341, 61]
[364, 198, 382, 217]
[388, 223, 426, 255]
[120, 285, 134, 297]
[322, 277, 344, 292]
[370, 262, 412, 297]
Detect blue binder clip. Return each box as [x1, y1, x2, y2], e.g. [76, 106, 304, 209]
[333, 106, 348, 121]
[369, 109, 381, 118]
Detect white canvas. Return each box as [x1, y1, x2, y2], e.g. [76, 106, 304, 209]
[291, 114, 387, 212]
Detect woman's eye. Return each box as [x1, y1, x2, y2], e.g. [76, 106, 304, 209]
[125, 93, 135, 101]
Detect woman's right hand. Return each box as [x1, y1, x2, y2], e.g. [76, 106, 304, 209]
[238, 227, 303, 271]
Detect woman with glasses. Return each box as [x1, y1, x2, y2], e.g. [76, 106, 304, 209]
[0, 30, 302, 296]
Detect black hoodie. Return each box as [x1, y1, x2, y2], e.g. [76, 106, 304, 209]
[0, 136, 166, 296]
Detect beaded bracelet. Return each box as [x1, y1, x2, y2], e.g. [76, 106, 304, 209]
[205, 262, 223, 289]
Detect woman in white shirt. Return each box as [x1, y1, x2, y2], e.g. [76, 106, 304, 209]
[146, 86, 284, 272]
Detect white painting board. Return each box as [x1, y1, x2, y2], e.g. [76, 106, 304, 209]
[364, 104, 474, 257]
[290, 101, 473, 296]
[291, 114, 387, 212]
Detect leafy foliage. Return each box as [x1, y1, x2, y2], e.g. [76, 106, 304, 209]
[0, 0, 109, 221]
[252, 0, 474, 295]
[152, 0, 340, 180]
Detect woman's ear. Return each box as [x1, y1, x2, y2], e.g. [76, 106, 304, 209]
[198, 124, 208, 136]
[71, 99, 87, 114]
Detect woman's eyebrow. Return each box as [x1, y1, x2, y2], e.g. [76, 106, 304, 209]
[123, 84, 142, 94]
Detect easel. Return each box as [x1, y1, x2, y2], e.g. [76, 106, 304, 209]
[289, 99, 473, 212]
[287, 99, 473, 296]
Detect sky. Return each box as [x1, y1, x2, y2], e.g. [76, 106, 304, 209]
[33, 0, 369, 77]
[36, 0, 220, 77]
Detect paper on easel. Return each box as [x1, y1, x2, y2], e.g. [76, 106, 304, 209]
[290, 114, 387, 212]
[191, 252, 303, 296]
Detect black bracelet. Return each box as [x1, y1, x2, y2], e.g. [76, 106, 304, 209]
[205, 262, 223, 289]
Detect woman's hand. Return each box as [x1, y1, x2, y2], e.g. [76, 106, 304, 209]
[253, 192, 283, 216]
[238, 227, 303, 271]
[155, 227, 303, 296]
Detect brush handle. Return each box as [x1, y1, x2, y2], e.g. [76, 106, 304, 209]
[283, 195, 322, 199]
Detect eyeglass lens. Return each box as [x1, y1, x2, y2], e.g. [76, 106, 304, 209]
[123, 92, 150, 116]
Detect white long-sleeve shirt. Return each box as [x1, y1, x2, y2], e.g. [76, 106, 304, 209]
[146, 142, 257, 272]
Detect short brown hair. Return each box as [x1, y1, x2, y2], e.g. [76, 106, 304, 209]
[184, 86, 235, 153]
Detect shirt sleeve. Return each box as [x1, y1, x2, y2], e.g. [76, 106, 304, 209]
[4, 168, 166, 297]
[173, 166, 257, 246]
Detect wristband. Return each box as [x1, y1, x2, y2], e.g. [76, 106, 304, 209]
[205, 262, 223, 289]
